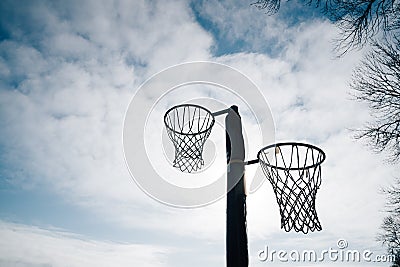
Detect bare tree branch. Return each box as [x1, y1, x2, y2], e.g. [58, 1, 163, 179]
[378, 178, 400, 266]
[251, 0, 281, 14]
[251, 0, 400, 54]
[351, 38, 400, 162]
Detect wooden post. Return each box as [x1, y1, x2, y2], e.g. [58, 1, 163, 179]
[226, 105, 248, 267]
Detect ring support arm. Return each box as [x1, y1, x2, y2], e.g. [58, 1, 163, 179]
[228, 159, 259, 165]
[211, 108, 231, 117]
[245, 159, 259, 165]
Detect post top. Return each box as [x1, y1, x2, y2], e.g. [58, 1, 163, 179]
[230, 105, 239, 114]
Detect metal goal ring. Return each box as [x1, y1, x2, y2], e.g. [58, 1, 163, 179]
[164, 104, 215, 135]
[257, 142, 326, 171]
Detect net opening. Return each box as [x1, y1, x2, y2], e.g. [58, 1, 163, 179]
[164, 104, 215, 173]
[257, 142, 326, 234]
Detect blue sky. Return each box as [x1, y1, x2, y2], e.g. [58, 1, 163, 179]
[1, 0, 400, 266]
[190, 0, 324, 56]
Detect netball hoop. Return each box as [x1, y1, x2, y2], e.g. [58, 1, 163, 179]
[257, 142, 326, 233]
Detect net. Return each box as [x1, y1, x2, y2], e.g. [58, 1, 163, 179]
[257, 142, 326, 234]
[164, 104, 215, 173]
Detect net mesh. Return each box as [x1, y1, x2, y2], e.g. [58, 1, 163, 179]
[258, 143, 325, 234]
[164, 104, 215, 173]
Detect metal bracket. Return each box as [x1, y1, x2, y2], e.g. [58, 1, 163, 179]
[245, 159, 259, 165]
[211, 108, 230, 117]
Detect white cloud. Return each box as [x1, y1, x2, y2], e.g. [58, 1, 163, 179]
[0, 2, 227, 258]
[0, 0, 212, 206]
[0, 221, 170, 267]
[1, 1, 399, 266]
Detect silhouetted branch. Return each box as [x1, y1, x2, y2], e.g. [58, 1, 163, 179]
[381, 179, 400, 214]
[333, 0, 399, 54]
[251, 0, 400, 54]
[352, 37, 400, 162]
[251, 0, 338, 13]
[251, 0, 281, 14]
[378, 178, 400, 266]
[377, 216, 400, 265]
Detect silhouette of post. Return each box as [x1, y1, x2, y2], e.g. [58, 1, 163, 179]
[225, 105, 248, 267]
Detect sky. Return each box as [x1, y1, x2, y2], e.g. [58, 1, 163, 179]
[1, 0, 400, 266]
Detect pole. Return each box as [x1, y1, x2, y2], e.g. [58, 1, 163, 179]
[226, 105, 248, 267]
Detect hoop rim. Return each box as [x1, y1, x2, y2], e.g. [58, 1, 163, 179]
[164, 104, 215, 136]
[257, 142, 326, 171]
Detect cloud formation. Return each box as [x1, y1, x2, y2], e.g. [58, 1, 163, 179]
[0, 221, 170, 267]
[1, 0, 399, 266]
